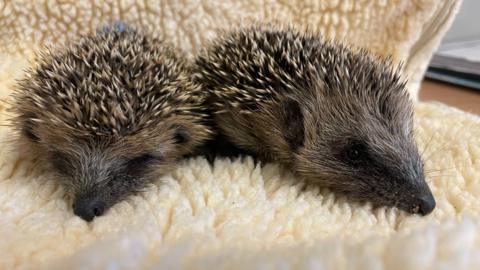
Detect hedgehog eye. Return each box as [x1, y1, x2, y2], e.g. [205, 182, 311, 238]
[125, 154, 157, 168]
[123, 153, 159, 177]
[343, 142, 367, 166]
[51, 151, 73, 176]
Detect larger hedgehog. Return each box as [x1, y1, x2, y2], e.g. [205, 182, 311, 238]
[11, 24, 211, 221]
[193, 24, 436, 215]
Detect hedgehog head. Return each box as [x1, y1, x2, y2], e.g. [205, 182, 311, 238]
[257, 47, 434, 215]
[12, 27, 210, 221]
[289, 50, 434, 215]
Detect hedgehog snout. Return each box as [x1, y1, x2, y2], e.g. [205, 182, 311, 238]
[73, 194, 107, 222]
[410, 192, 436, 215]
[403, 187, 436, 216]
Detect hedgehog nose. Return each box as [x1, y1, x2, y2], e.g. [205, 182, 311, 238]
[410, 192, 436, 216]
[73, 196, 106, 222]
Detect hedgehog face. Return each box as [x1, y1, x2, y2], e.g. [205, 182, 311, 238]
[52, 146, 163, 222]
[23, 119, 196, 221]
[284, 90, 435, 215]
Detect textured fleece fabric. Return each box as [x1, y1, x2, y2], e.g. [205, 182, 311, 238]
[2, 1, 479, 270]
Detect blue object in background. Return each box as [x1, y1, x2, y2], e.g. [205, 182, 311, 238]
[100, 21, 134, 34]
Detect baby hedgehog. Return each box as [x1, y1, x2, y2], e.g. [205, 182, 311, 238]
[193, 24, 436, 215]
[12, 24, 210, 221]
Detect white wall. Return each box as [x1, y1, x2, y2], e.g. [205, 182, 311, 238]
[443, 0, 480, 43]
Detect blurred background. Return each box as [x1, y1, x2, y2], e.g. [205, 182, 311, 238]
[420, 0, 480, 114]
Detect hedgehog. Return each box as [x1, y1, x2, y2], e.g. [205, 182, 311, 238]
[11, 23, 211, 221]
[192, 24, 436, 215]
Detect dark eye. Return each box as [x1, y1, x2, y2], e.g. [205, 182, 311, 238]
[124, 153, 159, 176]
[126, 154, 157, 167]
[51, 151, 73, 176]
[343, 142, 367, 165]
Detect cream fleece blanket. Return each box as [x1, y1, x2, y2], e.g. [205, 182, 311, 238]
[2, 1, 479, 270]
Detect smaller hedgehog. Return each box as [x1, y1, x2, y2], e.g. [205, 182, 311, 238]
[193, 24, 436, 215]
[11, 23, 210, 221]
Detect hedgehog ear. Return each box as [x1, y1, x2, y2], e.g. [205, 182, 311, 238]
[23, 118, 40, 142]
[280, 98, 304, 151]
[172, 124, 190, 145]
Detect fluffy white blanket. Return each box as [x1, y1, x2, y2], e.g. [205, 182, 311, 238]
[2, 1, 479, 270]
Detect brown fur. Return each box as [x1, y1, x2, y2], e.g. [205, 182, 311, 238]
[10, 23, 211, 221]
[193, 24, 436, 215]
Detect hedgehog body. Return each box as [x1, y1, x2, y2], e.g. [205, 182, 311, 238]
[193, 24, 435, 215]
[12, 24, 210, 221]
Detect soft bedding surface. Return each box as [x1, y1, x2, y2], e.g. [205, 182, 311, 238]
[2, 1, 479, 270]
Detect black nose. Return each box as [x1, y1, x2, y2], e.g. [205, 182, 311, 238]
[73, 196, 106, 222]
[410, 193, 436, 216]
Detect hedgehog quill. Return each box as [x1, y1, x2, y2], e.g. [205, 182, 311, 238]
[193, 24, 436, 215]
[11, 24, 211, 221]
